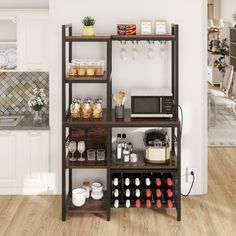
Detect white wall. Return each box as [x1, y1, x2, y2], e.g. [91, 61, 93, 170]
[49, 0, 207, 195]
[0, 0, 49, 9]
[221, 0, 235, 25]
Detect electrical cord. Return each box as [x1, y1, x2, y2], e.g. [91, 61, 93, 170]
[181, 171, 195, 197]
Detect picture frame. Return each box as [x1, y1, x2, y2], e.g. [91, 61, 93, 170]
[155, 20, 167, 35]
[140, 20, 153, 35]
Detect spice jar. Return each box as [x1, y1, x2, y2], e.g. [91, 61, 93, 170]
[82, 181, 90, 199]
[82, 100, 93, 118]
[123, 150, 130, 162]
[93, 99, 103, 118]
[86, 62, 95, 76]
[70, 99, 82, 118]
[95, 60, 105, 76]
[78, 62, 86, 76]
[68, 63, 77, 77]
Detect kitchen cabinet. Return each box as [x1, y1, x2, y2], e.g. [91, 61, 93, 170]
[17, 14, 49, 71]
[0, 131, 21, 188]
[0, 130, 49, 194]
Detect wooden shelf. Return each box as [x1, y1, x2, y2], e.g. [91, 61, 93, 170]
[111, 151, 177, 170]
[66, 157, 106, 169]
[65, 35, 110, 42]
[111, 202, 176, 209]
[64, 109, 180, 128]
[111, 34, 176, 41]
[67, 191, 107, 213]
[65, 73, 107, 83]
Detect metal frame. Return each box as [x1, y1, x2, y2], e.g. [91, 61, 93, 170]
[61, 24, 181, 221]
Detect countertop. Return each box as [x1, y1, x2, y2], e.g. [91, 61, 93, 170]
[0, 114, 49, 130]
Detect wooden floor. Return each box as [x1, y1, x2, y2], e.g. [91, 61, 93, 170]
[0, 148, 235, 236]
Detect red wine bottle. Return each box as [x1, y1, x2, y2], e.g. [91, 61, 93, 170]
[135, 199, 141, 208]
[167, 199, 173, 208]
[166, 189, 173, 198]
[156, 199, 162, 208]
[163, 173, 173, 187]
[146, 199, 152, 208]
[145, 188, 152, 198]
[155, 173, 162, 187]
[156, 189, 162, 198]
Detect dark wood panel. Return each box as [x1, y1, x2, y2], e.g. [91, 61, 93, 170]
[65, 35, 110, 42]
[65, 73, 107, 83]
[111, 151, 177, 170]
[64, 109, 180, 127]
[67, 191, 107, 213]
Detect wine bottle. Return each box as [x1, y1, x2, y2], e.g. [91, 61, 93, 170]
[134, 174, 141, 187]
[135, 198, 141, 208]
[156, 199, 162, 208]
[155, 173, 162, 187]
[112, 173, 121, 187]
[145, 188, 152, 198]
[146, 199, 152, 208]
[123, 173, 131, 187]
[116, 134, 122, 160]
[167, 199, 173, 208]
[166, 189, 173, 198]
[135, 189, 141, 198]
[114, 199, 119, 208]
[156, 189, 162, 198]
[144, 174, 152, 187]
[125, 199, 131, 208]
[113, 188, 119, 198]
[163, 173, 173, 187]
[125, 188, 131, 198]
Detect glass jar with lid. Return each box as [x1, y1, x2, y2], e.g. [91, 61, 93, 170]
[86, 61, 95, 76]
[70, 98, 82, 118]
[95, 60, 105, 76]
[78, 61, 86, 76]
[68, 63, 77, 77]
[82, 99, 93, 118]
[93, 99, 103, 118]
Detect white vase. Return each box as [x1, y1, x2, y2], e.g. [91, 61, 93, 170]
[33, 110, 42, 123]
[82, 26, 95, 36]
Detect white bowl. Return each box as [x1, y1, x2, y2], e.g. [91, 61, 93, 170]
[91, 191, 103, 200]
[72, 188, 86, 207]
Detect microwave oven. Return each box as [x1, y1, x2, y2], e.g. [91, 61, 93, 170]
[131, 89, 174, 118]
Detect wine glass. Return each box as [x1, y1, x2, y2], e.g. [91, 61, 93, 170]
[78, 141, 86, 161]
[68, 141, 77, 162]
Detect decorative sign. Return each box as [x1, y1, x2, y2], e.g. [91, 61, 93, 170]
[140, 20, 153, 35]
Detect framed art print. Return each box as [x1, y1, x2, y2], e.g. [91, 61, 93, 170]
[140, 20, 153, 35]
[155, 20, 167, 34]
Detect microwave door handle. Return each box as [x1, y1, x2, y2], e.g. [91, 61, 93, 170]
[160, 97, 163, 113]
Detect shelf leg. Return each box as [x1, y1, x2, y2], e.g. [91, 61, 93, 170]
[69, 169, 72, 197]
[176, 126, 181, 221]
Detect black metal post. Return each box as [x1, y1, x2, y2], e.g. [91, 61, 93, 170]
[107, 39, 112, 119]
[177, 125, 181, 221]
[106, 127, 111, 221]
[62, 25, 66, 221]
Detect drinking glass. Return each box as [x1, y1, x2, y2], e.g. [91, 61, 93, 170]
[78, 141, 86, 161]
[68, 141, 77, 162]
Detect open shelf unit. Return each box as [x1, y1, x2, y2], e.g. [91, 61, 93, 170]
[62, 24, 181, 221]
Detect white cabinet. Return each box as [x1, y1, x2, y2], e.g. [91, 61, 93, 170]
[21, 131, 49, 194]
[0, 131, 21, 188]
[17, 14, 49, 71]
[0, 130, 49, 194]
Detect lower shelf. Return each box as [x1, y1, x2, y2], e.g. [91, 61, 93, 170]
[67, 191, 107, 214]
[111, 202, 176, 209]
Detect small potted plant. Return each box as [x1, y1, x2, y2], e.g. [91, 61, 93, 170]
[28, 88, 47, 122]
[82, 16, 96, 36]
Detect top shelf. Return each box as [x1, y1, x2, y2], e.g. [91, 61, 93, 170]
[65, 34, 176, 42]
[65, 35, 111, 42]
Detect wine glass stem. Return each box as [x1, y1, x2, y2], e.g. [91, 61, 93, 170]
[72, 153, 74, 159]
[81, 153, 83, 159]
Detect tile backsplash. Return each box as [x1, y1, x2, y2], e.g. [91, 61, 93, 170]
[0, 72, 49, 115]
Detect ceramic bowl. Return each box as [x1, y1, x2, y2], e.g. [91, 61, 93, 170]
[72, 188, 86, 207]
[91, 191, 103, 200]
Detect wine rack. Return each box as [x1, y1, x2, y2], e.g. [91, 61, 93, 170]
[61, 24, 181, 221]
[111, 172, 176, 209]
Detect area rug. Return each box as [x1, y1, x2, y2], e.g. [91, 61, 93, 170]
[208, 109, 236, 147]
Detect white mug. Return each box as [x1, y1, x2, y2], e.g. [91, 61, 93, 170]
[120, 48, 128, 60]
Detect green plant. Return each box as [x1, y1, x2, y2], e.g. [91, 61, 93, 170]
[82, 16, 96, 26]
